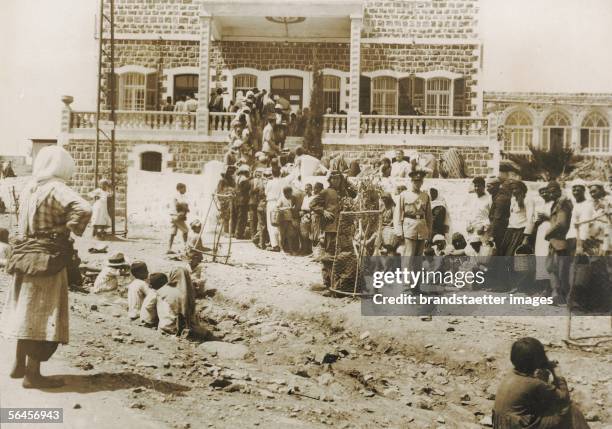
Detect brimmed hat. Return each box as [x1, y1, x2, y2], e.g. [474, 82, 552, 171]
[107, 252, 127, 267]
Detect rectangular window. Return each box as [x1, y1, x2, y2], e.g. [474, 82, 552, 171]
[425, 78, 451, 116]
[371, 77, 398, 115]
[323, 75, 341, 113]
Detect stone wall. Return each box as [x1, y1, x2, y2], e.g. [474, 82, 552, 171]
[362, 0, 479, 39]
[107, 0, 479, 40]
[323, 143, 492, 177]
[64, 139, 226, 217]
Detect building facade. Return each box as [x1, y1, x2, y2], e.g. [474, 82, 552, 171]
[59, 0, 611, 218]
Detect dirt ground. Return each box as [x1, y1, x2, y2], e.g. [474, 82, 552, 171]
[0, 215, 610, 429]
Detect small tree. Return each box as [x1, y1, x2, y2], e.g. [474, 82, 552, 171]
[505, 144, 581, 181]
[303, 52, 324, 158]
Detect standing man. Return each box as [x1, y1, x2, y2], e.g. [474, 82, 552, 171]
[2, 146, 92, 388]
[545, 181, 573, 304]
[467, 176, 492, 243]
[310, 171, 342, 289]
[394, 169, 432, 256]
[233, 165, 251, 239]
[390, 149, 411, 178]
[185, 94, 198, 112]
[168, 183, 189, 254]
[487, 176, 512, 251]
[566, 179, 592, 256]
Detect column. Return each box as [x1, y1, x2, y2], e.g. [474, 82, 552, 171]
[532, 112, 542, 150]
[196, 13, 212, 135]
[347, 14, 362, 138]
[59, 95, 74, 146]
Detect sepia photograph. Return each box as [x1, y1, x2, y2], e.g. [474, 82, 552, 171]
[0, 0, 610, 427]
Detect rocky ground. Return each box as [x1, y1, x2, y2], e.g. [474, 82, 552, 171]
[0, 215, 610, 429]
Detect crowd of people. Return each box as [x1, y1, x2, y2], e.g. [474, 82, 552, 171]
[0, 142, 600, 429]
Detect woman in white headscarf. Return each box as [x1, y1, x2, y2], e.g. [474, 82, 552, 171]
[1, 146, 91, 389]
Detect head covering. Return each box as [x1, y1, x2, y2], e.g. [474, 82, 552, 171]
[546, 180, 562, 191]
[237, 164, 250, 175]
[32, 145, 75, 185]
[99, 178, 111, 188]
[432, 234, 446, 243]
[190, 219, 202, 229]
[571, 179, 587, 189]
[162, 267, 195, 323]
[107, 252, 127, 268]
[589, 180, 606, 189]
[245, 90, 255, 99]
[409, 168, 427, 179]
[149, 272, 168, 290]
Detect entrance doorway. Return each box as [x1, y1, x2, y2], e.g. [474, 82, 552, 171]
[174, 74, 198, 103]
[270, 76, 303, 113]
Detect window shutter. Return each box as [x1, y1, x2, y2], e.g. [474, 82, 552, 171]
[145, 72, 159, 111]
[412, 77, 425, 114]
[580, 129, 589, 150]
[106, 73, 118, 110]
[453, 78, 466, 116]
[398, 77, 414, 115]
[359, 75, 371, 114]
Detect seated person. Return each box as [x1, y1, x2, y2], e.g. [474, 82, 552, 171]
[140, 273, 169, 327]
[156, 267, 196, 336]
[127, 261, 150, 320]
[493, 337, 590, 429]
[0, 227, 12, 267]
[431, 234, 448, 256]
[93, 252, 128, 293]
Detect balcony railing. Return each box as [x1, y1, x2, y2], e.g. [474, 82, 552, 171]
[68, 111, 487, 138]
[70, 110, 198, 131]
[323, 114, 348, 134]
[360, 115, 488, 136]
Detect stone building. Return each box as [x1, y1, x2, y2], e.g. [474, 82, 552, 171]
[58, 0, 611, 220]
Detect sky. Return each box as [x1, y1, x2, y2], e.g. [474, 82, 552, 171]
[1, 0, 611, 155]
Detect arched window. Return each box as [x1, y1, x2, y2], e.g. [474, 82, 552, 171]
[504, 111, 533, 152]
[323, 75, 341, 114]
[426, 78, 451, 116]
[581, 112, 610, 153]
[371, 77, 398, 115]
[542, 111, 571, 151]
[140, 151, 162, 172]
[233, 74, 258, 100]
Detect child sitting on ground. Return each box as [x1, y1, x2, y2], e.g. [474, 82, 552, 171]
[127, 261, 150, 320]
[93, 252, 129, 293]
[140, 272, 169, 327]
[0, 228, 12, 268]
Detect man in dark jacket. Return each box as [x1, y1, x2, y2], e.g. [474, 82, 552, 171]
[310, 172, 341, 289]
[545, 181, 573, 304]
[487, 177, 512, 251]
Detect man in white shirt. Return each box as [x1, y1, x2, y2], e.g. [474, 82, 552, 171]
[566, 179, 593, 255]
[466, 176, 492, 242]
[185, 94, 198, 112]
[174, 96, 186, 112]
[390, 149, 411, 178]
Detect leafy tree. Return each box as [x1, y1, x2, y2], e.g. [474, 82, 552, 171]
[505, 144, 581, 181]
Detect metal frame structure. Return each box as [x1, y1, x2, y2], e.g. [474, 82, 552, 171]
[95, 0, 117, 235]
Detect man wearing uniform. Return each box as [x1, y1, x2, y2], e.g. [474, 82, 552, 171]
[394, 169, 432, 256]
[310, 171, 342, 289]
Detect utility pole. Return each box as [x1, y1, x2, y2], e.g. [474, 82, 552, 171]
[95, 0, 117, 235]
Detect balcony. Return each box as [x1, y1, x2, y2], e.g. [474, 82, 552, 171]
[67, 110, 489, 143]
